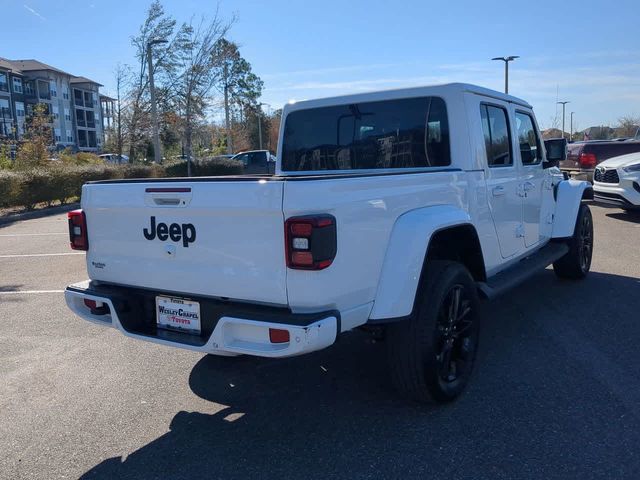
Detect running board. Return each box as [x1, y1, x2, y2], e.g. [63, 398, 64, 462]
[477, 242, 569, 300]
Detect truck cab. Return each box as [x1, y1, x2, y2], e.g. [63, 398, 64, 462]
[231, 149, 276, 174]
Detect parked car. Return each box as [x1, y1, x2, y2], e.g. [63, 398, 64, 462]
[99, 153, 129, 164]
[593, 152, 640, 210]
[65, 83, 592, 404]
[231, 150, 276, 174]
[560, 140, 640, 182]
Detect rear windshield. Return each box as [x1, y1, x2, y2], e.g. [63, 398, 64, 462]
[281, 96, 450, 172]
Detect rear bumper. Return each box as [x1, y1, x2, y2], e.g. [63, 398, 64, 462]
[65, 281, 340, 358]
[561, 168, 593, 183]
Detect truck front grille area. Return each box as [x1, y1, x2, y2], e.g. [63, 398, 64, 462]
[594, 168, 620, 183]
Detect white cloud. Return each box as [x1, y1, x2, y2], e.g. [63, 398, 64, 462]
[23, 4, 46, 21]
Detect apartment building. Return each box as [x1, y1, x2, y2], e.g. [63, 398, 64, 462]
[0, 57, 104, 152]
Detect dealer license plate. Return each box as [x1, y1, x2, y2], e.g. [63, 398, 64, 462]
[156, 296, 201, 334]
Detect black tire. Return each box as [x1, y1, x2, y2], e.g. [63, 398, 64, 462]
[553, 203, 593, 279]
[386, 261, 480, 404]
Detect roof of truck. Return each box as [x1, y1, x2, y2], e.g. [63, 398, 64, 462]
[284, 82, 532, 111]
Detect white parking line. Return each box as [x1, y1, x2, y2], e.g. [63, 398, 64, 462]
[0, 253, 84, 258]
[0, 290, 65, 295]
[0, 233, 67, 237]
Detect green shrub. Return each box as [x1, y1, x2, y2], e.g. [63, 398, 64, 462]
[0, 170, 20, 207]
[164, 158, 243, 177]
[0, 158, 244, 210]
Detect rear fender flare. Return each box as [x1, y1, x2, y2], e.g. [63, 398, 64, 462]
[552, 179, 592, 238]
[369, 205, 471, 320]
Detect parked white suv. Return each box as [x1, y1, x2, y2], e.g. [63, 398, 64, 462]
[593, 152, 640, 210]
[65, 83, 593, 403]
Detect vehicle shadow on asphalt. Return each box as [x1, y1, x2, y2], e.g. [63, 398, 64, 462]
[80, 270, 640, 480]
[605, 211, 640, 224]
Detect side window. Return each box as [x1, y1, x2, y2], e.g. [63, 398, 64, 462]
[248, 152, 265, 165]
[235, 154, 249, 166]
[515, 112, 542, 165]
[480, 104, 512, 167]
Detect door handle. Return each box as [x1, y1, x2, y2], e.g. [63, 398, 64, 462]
[492, 186, 505, 197]
[523, 181, 535, 192]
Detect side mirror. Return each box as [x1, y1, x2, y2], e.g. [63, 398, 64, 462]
[544, 138, 567, 167]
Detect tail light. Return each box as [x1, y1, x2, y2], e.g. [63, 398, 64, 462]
[68, 209, 88, 251]
[579, 153, 597, 168]
[285, 215, 337, 270]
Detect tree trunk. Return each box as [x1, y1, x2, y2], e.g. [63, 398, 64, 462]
[224, 63, 232, 154]
[185, 99, 193, 177]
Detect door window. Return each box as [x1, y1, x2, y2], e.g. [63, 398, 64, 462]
[248, 151, 266, 166]
[515, 112, 542, 165]
[480, 105, 512, 167]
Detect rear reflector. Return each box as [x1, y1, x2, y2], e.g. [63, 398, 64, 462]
[68, 209, 88, 251]
[84, 299, 97, 309]
[579, 153, 597, 168]
[285, 215, 337, 270]
[269, 328, 290, 343]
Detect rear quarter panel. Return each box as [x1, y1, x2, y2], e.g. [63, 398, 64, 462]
[283, 172, 472, 314]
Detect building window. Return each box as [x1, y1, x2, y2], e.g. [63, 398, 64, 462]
[76, 109, 86, 127]
[86, 110, 95, 128]
[63, 86, 69, 100]
[83, 91, 93, 108]
[0, 98, 10, 118]
[54, 128, 61, 142]
[88, 130, 97, 148]
[50, 81, 57, 97]
[78, 129, 88, 148]
[64, 108, 71, 121]
[52, 105, 59, 120]
[67, 133, 73, 142]
[12, 77, 23, 94]
[15, 102, 25, 117]
[24, 81, 35, 96]
[0, 73, 7, 92]
[74, 89, 83, 106]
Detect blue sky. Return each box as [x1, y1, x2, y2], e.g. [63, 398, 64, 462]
[4, 0, 640, 131]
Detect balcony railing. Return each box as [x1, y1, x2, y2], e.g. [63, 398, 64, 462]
[1, 107, 12, 119]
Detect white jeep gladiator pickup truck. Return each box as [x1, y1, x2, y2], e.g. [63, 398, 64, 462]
[65, 83, 594, 403]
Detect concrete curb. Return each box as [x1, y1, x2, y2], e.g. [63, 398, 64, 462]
[0, 203, 80, 227]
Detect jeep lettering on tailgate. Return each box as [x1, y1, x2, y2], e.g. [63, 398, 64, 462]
[143, 216, 196, 247]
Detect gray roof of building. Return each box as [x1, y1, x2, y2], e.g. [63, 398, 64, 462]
[70, 76, 103, 87]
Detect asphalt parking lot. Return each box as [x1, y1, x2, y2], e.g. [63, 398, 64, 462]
[1, 204, 640, 480]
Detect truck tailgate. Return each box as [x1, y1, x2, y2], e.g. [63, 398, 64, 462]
[82, 179, 287, 306]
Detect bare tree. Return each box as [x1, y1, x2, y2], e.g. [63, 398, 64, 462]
[114, 64, 126, 158]
[172, 9, 232, 175]
[127, 0, 180, 160]
[617, 115, 640, 138]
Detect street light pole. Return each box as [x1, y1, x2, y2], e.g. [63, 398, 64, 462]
[557, 101, 570, 140]
[570, 112, 575, 142]
[491, 56, 519, 94]
[147, 39, 167, 164]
